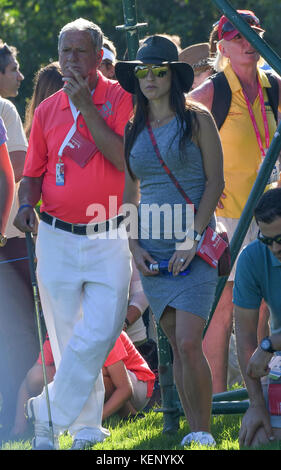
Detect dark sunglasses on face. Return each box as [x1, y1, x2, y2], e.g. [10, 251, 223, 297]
[221, 13, 260, 36]
[134, 65, 169, 79]
[257, 229, 281, 246]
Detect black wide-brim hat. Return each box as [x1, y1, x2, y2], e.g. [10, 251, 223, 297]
[115, 35, 194, 94]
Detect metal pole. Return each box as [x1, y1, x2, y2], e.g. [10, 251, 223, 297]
[212, 388, 248, 402]
[153, 326, 181, 433]
[25, 232, 55, 447]
[204, 116, 281, 336]
[116, 0, 147, 59]
[212, 401, 249, 415]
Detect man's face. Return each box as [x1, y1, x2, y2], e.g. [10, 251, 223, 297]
[99, 60, 115, 79]
[0, 56, 24, 98]
[59, 30, 102, 88]
[258, 216, 281, 262]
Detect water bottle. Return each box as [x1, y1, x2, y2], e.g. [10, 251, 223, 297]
[148, 260, 191, 276]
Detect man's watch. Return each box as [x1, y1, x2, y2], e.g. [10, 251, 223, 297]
[185, 228, 202, 242]
[260, 337, 276, 354]
[0, 233, 7, 247]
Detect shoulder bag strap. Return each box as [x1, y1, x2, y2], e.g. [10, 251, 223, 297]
[146, 121, 196, 213]
[265, 71, 279, 124]
[210, 72, 232, 130]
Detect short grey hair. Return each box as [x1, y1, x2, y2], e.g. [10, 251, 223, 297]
[58, 18, 103, 54]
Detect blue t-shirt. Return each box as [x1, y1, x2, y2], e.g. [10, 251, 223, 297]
[233, 239, 281, 334]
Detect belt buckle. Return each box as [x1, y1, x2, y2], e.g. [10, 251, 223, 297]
[71, 224, 75, 234]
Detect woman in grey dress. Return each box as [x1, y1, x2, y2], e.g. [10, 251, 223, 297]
[115, 35, 224, 447]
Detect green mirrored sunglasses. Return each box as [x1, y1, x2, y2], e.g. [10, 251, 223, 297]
[134, 65, 169, 79]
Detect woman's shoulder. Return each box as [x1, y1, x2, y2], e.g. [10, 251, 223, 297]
[188, 79, 214, 112]
[188, 101, 216, 131]
[187, 99, 220, 147]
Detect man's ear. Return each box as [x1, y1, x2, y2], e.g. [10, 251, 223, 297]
[96, 48, 103, 67]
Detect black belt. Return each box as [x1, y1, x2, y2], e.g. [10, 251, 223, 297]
[40, 212, 124, 236]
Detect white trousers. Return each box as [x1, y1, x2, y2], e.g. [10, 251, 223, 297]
[34, 220, 131, 441]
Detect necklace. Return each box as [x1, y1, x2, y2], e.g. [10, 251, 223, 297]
[150, 113, 175, 128]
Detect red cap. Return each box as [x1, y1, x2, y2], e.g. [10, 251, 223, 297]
[218, 9, 264, 41]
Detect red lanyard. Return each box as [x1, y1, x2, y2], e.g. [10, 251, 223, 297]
[242, 80, 270, 158]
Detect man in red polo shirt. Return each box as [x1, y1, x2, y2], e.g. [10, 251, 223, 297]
[14, 18, 133, 450]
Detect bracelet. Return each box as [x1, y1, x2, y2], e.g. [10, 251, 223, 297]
[0, 232, 7, 247]
[124, 318, 130, 328]
[18, 204, 33, 212]
[185, 228, 202, 242]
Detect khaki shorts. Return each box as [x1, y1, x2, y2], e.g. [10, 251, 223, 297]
[216, 216, 258, 282]
[127, 370, 150, 411]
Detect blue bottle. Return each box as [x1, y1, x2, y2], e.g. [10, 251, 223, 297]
[149, 260, 191, 276]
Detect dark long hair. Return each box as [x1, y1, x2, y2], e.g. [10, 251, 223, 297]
[124, 67, 203, 180]
[24, 62, 63, 139]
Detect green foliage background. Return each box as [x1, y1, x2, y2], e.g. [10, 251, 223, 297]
[0, 0, 280, 119]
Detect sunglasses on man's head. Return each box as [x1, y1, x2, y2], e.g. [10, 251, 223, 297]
[134, 65, 169, 79]
[221, 13, 260, 36]
[257, 230, 281, 246]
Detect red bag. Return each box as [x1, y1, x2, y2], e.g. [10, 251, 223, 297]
[197, 226, 229, 269]
[268, 383, 281, 415]
[147, 122, 231, 277]
[63, 130, 98, 168]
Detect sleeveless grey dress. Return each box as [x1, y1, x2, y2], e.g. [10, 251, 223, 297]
[129, 117, 218, 323]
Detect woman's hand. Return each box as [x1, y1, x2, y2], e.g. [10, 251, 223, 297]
[168, 243, 197, 276]
[130, 240, 159, 277]
[217, 191, 226, 210]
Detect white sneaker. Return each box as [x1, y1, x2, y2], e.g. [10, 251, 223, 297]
[70, 439, 94, 450]
[27, 397, 59, 450]
[181, 431, 216, 447]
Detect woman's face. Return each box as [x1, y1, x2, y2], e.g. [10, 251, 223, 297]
[220, 34, 260, 68]
[137, 64, 172, 102]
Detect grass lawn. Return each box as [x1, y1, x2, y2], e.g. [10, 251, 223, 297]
[1, 406, 281, 451]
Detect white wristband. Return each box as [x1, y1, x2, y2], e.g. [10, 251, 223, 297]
[185, 228, 202, 242]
